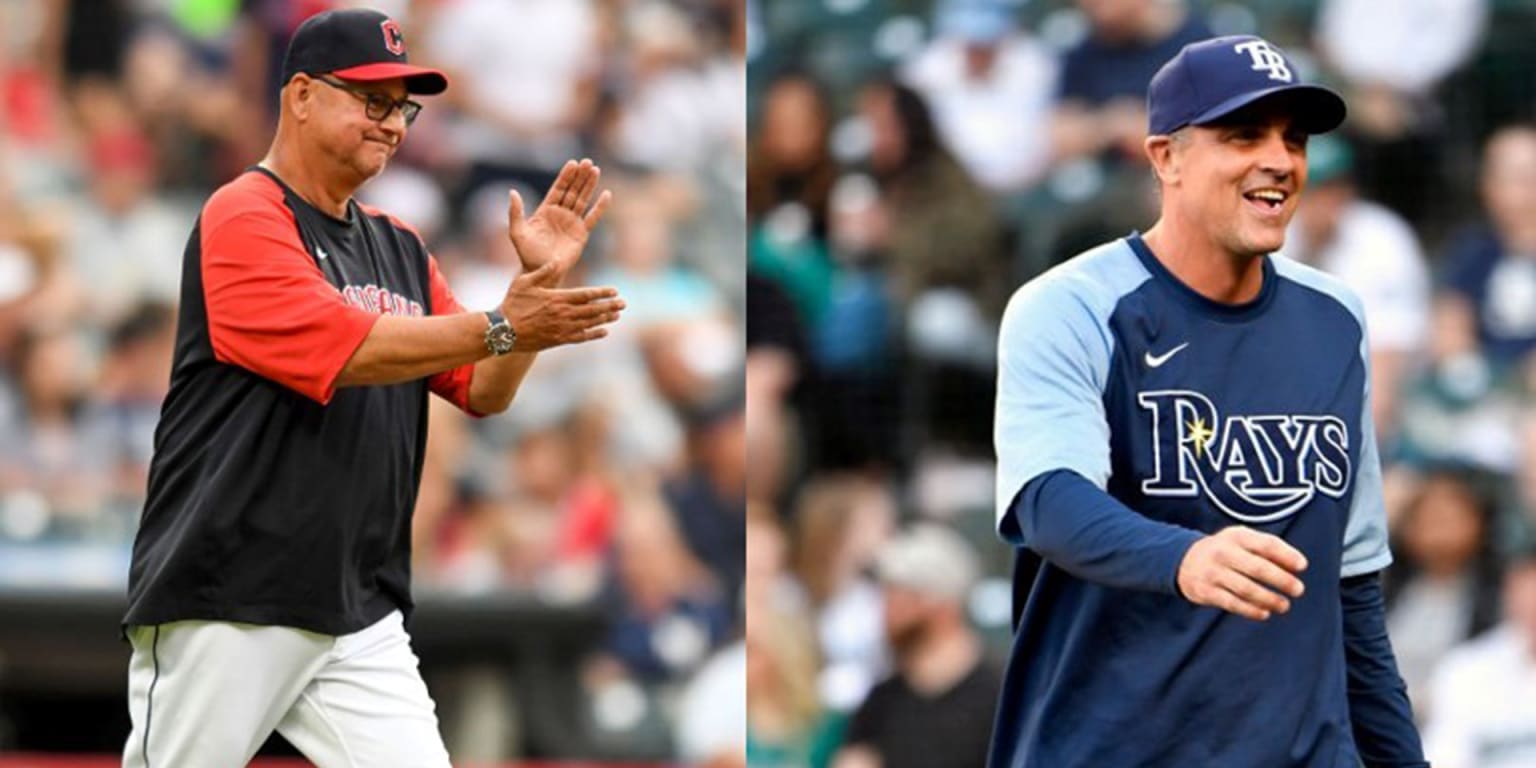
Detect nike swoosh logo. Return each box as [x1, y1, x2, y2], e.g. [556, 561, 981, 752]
[1144, 342, 1189, 368]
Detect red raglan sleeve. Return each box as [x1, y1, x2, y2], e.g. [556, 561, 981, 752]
[201, 191, 379, 405]
[424, 254, 483, 416]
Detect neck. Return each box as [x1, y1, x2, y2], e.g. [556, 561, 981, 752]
[899, 623, 979, 696]
[260, 131, 358, 219]
[1142, 219, 1266, 305]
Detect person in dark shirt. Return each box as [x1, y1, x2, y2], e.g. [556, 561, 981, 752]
[1437, 124, 1536, 373]
[1051, 0, 1211, 168]
[832, 524, 1000, 768]
[120, 9, 624, 767]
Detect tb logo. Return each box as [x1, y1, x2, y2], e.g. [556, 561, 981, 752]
[1234, 40, 1292, 82]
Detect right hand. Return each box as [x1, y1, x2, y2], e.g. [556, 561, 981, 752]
[499, 261, 624, 351]
[1176, 526, 1308, 621]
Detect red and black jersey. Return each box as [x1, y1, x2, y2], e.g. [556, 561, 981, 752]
[125, 167, 479, 635]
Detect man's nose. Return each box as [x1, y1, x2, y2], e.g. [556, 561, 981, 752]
[380, 106, 408, 137]
[1257, 132, 1296, 179]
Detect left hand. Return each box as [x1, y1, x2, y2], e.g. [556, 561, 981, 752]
[507, 158, 613, 278]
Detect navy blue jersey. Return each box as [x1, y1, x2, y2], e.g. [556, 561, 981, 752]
[991, 233, 1392, 767]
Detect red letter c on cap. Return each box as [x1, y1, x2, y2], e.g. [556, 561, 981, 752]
[381, 19, 405, 55]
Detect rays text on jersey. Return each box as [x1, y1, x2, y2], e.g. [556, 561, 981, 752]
[1137, 389, 1350, 523]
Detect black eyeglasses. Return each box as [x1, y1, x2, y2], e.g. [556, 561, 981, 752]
[315, 76, 422, 126]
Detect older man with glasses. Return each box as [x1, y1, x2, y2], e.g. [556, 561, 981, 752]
[118, 8, 624, 767]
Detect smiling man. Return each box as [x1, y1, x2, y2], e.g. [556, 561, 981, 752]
[990, 36, 1426, 767]
[120, 8, 624, 767]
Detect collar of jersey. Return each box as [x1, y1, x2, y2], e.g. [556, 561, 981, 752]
[249, 165, 357, 229]
[1125, 231, 1278, 323]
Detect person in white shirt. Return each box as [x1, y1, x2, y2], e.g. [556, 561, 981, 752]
[1422, 546, 1536, 768]
[900, 0, 1057, 193]
[1279, 134, 1430, 437]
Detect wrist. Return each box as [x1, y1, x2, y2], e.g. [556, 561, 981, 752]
[483, 309, 516, 356]
[1169, 533, 1205, 599]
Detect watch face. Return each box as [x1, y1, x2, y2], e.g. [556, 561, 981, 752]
[488, 323, 516, 354]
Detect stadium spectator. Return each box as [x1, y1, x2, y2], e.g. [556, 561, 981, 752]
[80, 301, 175, 525]
[831, 524, 999, 768]
[1438, 124, 1536, 373]
[66, 122, 192, 326]
[748, 604, 846, 768]
[900, 0, 1057, 193]
[590, 178, 729, 330]
[1422, 545, 1536, 767]
[0, 324, 109, 536]
[611, 1, 743, 174]
[745, 501, 793, 612]
[748, 72, 837, 236]
[1049, 0, 1209, 168]
[1279, 135, 1430, 437]
[746, 269, 807, 503]
[1315, 0, 1486, 224]
[667, 392, 748, 616]
[442, 182, 541, 320]
[859, 79, 1004, 318]
[854, 80, 1004, 454]
[679, 637, 748, 768]
[600, 484, 731, 683]
[1385, 469, 1505, 713]
[791, 475, 895, 711]
[425, 0, 601, 205]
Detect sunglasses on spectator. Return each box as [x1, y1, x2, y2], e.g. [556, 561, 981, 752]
[315, 75, 422, 126]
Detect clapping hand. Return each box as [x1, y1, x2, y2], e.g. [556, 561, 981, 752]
[507, 158, 613, 279]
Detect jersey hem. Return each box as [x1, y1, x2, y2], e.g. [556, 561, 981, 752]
[122, 593, 402, 638]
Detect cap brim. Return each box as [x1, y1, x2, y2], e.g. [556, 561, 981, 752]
[330, 62, 449, 95]
[1190, 84, 1347, 134]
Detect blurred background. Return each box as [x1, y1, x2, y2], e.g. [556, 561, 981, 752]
[746, 1, 1536, 767]
[0, 0, 744, 766]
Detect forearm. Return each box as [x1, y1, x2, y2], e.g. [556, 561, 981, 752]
[1011, 469, 1202, 594]
[336, 312, 489, 388]
[1342, 572, 1427, 768]
[466, 350, 538, 414]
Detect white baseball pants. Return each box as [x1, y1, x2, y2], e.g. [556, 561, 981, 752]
[121, 610, 452, 768]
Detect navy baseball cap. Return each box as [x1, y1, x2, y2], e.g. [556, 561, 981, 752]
[281, 8, 448, 95]
[1147, 35, 1345, 136]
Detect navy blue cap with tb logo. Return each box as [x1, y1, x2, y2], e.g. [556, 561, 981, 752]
[1146, 35, 1346, 136]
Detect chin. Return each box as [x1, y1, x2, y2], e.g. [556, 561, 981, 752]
[355, 156, 389, 182]
[1234, 224, 1287, 256]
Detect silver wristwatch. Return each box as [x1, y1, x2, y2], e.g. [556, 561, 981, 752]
[484, 310, 516, 355]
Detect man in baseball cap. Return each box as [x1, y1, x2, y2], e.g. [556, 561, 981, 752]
[833, 524, 1000, 768]
[120, 7, 623, 767]
[989, 34, 1428, 767]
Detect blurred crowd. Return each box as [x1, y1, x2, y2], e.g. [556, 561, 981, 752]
[747, 1, 1536, 767]
[0, 0, 744, 764]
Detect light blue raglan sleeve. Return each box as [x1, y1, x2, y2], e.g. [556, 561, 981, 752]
[1342, 320, 1393, 578]
[993, 274, 1114, 544]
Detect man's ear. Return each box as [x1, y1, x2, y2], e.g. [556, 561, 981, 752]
[288, 75, 314, 123]
[1145, 134, 1180, 187]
